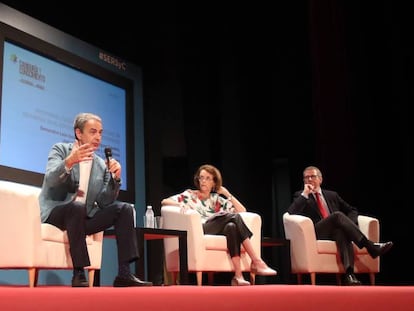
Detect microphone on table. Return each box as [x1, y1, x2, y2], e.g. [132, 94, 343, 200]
[104, 147, 112, 168]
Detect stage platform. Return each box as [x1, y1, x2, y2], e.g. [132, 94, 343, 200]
[1, 284, 413, 311]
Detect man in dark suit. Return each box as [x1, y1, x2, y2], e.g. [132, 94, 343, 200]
[39, 112, 152, 287]
[288, 165, 393, 285]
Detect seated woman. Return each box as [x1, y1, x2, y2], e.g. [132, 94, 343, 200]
[161, 163, 277, 286]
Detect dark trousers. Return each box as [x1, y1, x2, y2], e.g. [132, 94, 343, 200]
[203, 212, 253, 257]
[45, 201, 138, 268]
[314, 211, 365, 272]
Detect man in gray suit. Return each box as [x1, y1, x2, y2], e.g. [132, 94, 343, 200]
[39, 112, 152, 287]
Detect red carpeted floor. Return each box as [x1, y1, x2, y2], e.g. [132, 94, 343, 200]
[1, 285, 414, 311]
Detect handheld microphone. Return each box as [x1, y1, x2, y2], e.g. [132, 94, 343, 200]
[104, 147, 112, 168]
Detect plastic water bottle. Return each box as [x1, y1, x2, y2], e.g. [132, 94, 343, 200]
[145, 205, 155, 228]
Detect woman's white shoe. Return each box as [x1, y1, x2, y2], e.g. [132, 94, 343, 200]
[231, 277, 251, 286]
[250, 260, 277, 276]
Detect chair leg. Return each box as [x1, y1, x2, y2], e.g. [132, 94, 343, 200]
[250, 272, 256, 285]
[173, 272, 179, 285]
[310, 272, 316, 285]
[369, 273, 375, 285]
[196, 271, 203, 286]
[165, 271, 178, 285]
[297, 273, 303, 284]
[88, 269, 95, 287]
[28, 267, 37, 287]
[168, 271, 178, 285]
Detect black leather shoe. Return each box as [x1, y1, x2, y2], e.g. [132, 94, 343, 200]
[343, 273, 362, 286]
[371, 241, 393, 258]
[113, 273, 153, 287]
[72, 273, 89, 287]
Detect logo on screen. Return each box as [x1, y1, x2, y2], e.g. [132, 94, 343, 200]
[9, 53, 46, 90]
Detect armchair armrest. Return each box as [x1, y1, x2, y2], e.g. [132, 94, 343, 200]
[161, 205, 205, 266]
[358, 215, 379, 243]
[283, 213, 318, 254]
[239, 212, 262, 256]
[0, 181, 42, 266]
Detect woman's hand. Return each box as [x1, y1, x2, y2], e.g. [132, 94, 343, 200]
[217, 186, 231, 198]
[179, 202, 189, 214]
[217, 186, 246, 213]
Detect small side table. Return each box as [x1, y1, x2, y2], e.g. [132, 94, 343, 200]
[261, 237, 291, 284]
[135, 227, 189, 285]
[96, 227, 188, 286]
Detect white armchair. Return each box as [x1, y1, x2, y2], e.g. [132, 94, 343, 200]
[282, 212, 380, 285]
[161, 205, 262, 285]
[0, 180, 103, 287]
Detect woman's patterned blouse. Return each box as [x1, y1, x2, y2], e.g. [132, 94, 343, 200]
[167, 189, 235, 222]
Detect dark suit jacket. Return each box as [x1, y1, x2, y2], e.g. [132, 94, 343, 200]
[287, 189, 359, 225]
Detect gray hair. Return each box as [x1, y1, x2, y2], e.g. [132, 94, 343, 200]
[73, 112, 102, 139]
[303, 165, 322, 177]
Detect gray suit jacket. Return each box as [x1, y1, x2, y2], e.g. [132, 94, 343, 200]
[39, 142, 121, 222]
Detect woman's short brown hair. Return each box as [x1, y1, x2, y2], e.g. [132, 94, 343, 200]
[193, 164, 222, 191]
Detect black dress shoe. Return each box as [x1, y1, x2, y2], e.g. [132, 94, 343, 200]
[113, 273, 153, 287]
[343, 273, 362, 286]
[374, 241, 394, 256]
[371, 241, 393, 258]
[72, 273, 89, 287]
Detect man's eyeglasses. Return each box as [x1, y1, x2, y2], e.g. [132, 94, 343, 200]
[303, 175, 320, 180]
[198, 176, 213, 182]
